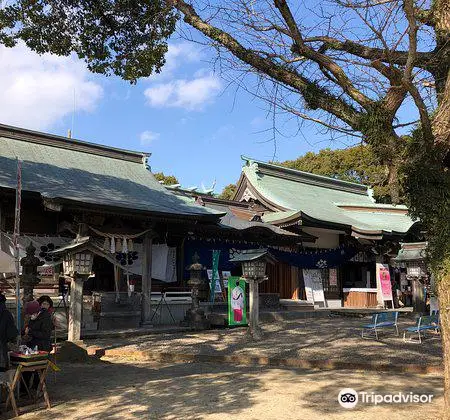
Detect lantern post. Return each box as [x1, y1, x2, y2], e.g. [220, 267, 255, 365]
[229, 249, 275, 340]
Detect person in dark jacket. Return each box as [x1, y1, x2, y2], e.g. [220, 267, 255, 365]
[25, 299, 53, 352]
[0, 293, 18, 371]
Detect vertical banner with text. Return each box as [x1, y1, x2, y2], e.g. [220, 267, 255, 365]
[14, 159, 22, 328]
[209, 250, 221, 303]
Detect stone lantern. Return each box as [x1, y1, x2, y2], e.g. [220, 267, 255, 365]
[184, 253, 210, 330]
[20, 242, 45, 305]
[50, 237, 94, 342]
[229, 249, 276, 340]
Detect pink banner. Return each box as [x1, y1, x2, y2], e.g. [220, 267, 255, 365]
[377, 263, 393, 301]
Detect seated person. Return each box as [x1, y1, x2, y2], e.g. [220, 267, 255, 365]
[24, 298, 53, 352]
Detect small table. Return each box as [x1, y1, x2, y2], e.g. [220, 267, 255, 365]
[5, 354, 51, 417]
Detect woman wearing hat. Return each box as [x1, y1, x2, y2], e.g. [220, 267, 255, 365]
[24, 298, 53, 352]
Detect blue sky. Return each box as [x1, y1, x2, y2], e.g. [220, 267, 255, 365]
[0, 38, 358, 193]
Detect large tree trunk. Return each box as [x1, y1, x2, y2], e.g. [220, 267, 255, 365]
[437, 266, 450, 419]
[387, 162, 400, 204]
[432, 1, 450, 411]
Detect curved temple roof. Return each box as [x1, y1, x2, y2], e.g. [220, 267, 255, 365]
[238, 156, 417, 238]
[0, 124, 220, 220]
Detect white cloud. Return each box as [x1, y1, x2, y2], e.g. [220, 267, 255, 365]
[144, 73, 222, 110]
[140, 130, 160, 146]
[147, 42, 202, 82]
[0, 42, 103, 131]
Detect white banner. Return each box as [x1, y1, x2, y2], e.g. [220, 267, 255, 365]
[303, 269, 326, 304]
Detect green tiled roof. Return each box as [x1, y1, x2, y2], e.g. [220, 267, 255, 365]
[0, 124, 219, 219]
[169, 190, 299, 239]
[393, 242, 427, 261]
[241, 157, 417, 235]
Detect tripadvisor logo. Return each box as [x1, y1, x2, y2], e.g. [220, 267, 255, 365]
[338, 388, 434, 409]
[338, 388, 358, 408]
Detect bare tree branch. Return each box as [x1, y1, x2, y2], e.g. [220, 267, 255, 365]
[171, 0, 362, 128]
[273, 0, 373, 108]
[402, 0, 433, 140]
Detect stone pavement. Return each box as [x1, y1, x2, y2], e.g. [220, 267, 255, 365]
[85, 317, 443, 373]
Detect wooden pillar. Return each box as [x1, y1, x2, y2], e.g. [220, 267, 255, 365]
[114, 266, 120, 303]
[412, 278, 425, 313]
[68, 275, 84, 342]
[141, 233, 153, 324]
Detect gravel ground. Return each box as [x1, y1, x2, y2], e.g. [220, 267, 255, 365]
[86, 318, 443, 366]
[14, 360, 444, 420]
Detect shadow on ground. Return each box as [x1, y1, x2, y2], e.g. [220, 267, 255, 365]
[10, 359, 263, 420]
[7, 359, 444, 420]
[86, 317, 443, 367]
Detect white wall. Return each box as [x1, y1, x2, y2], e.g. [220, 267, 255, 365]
[326, 299, 343, 308]
[302, 227, 343, 249]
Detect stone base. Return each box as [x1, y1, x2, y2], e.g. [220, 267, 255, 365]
[183, 309, 211, 330]
[97, 311, 141, 330]
[246, 326, 264, 341]
[57, 340, 89, 363]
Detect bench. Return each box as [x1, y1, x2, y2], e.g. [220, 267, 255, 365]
[361, 311, 399, 340]
[403, 314, 440, 343]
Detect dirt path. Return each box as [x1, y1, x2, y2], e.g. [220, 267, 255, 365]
[14, 359, 444, 420]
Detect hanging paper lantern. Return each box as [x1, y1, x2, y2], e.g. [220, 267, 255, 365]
[128, 239, 134, 252]
[122, 237, 128, 254]
[111, 236, 116, 254]
[115, 238, 122, 253]
[103, 237, 110, 252]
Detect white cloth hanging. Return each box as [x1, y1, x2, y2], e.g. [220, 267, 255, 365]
[151, 244, 169, 281]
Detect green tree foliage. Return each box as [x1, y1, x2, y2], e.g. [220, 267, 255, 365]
[218, 183, 237, 200]
[0, 1, 178, 83]
[402, 131, 450, 276]
[154, 172, 179, 186]
[278, 145, 398, 203]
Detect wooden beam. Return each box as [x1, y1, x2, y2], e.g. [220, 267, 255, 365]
[141, 232, 153, 324]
